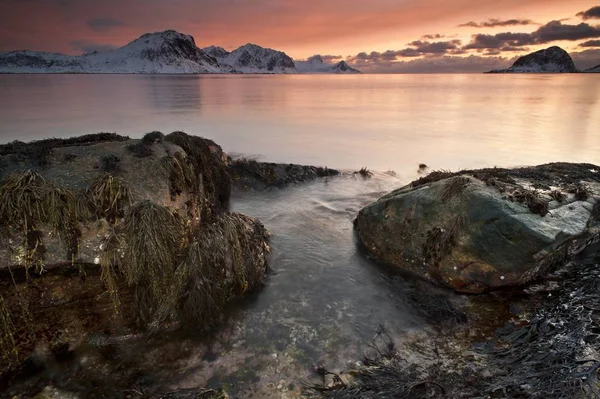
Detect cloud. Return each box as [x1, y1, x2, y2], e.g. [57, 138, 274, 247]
[87, 18, 124, 32]
[421, 33, 445, 40]
[71, 40, 117, 54]
[463, 20, 600, 50]
[536, 20, 600, 42]
[408, 40, 462, 54]
[571, 48, 600, 69]
[579, 39, 600, 47]
[347, 54, 517, 73]
[396, 48, 421, 57]
[459, 18, 538, 28]
[463, 33, 536, 50]
[319, 54, 343, 63]
[346, 39, 464, 65]
[576, 6, 600, 20]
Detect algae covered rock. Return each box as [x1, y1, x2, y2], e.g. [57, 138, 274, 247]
[355, 164, 600, 293]
[0, 132, 270, 374]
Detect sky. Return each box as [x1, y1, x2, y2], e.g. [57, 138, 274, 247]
[0, 0, 599, 72]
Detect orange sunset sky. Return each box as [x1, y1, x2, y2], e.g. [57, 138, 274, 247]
[1, 0, 599, 72]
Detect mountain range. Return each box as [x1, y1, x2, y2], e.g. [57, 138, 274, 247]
[0, 30, 361, 74]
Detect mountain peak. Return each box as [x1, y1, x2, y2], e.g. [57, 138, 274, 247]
[489, 46, 578, 73]
[223, 43, 296, 73]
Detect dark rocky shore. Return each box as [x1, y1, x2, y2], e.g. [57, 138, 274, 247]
[1, 133, 599, 399]
[311, 163, 600, 399]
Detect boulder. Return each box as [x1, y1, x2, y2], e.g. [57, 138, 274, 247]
[355, 164, 600, 293]
[0, 132, 270, 375]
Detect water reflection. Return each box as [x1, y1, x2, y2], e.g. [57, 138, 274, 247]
[0, 74, 598, 172]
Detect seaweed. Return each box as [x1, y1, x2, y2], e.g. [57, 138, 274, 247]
[550, 190, 566, 203]
[355, 167, 373, 178]
[172, 214, 263, 329]
[508, 188, 549, 216]
[87, 174, 131, 223]
[142, 131, 165, 145]
[161, 152, 199, 200]
[8, 142, 53, 167]
[165, 132, 231, 221]
[0, 133, 128, 156]
[441, 176, 471, 201]
[422, 215, 465, 268]
[121, 201, 187, 326]
[569, 182, 591, 201]
[411, 169, 457, 188]
[0, 170, 91, 271]
[304, 328, 462, 398]
[63, 153, 78, 163]
[100, 154, 121, 173]
[0, 295, 17, 368]
[485, 246, 600, 398]
[126, 142, 154, 158]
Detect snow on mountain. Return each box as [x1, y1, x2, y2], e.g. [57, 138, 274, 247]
[584, 64, 600, 73]
[488, 46, 579, 73]
[214, 43, 297, 73]
[0, 30, 360, 74]
[202, 45, 230, 60]
[0, 30, 232, 74]
[330, 61, 361, 74]
[295, 55, 361, 74]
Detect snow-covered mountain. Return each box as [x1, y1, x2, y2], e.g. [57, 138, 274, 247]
[331, 61, 361, 74]
[489, 46, 579, 73]
[0, 30, 361, 74]
[0, 30, 231, 74]
[203, 45, 230, 60]
[585, 64, 600, 73]
[209, 43, 297, 74]
[295, 55, 360, 74]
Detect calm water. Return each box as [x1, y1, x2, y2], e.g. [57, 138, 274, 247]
[1, 74, 599, 397]
[0, 74, 599, 171]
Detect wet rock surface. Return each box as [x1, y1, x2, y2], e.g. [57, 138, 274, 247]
[229, 159, 340, 190]
[355, 163, 600, 293]
[0, 132, 270, 386]
[308, 241, 600, 399]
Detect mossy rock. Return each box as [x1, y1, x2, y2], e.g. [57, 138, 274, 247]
[355, 165, 600, 293]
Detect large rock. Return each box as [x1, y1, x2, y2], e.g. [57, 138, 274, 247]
[0, 132, 270, 375]
[355, 164, 600, 293]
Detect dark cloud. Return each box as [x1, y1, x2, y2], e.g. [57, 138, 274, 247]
[576, 6, 600, 20]
[396, 48, 421, 57]
[347, 54, 518, 73]
[319, 54, 343, 63]
[346, 40, 465, 66]
[87, 18, 125, 32]
[536, 20, 600, 42]
[408, 40, 462, 54]
[71, 40, 117, 54]
[347, 39, 463, 65]
[579, 39, 600, 47]
[463, 20, 600, 50]
[571, 48, 600, 69]
[421, 33, 445, 40]
[463, 33, 535, 50]
[459, 18, 538, 28]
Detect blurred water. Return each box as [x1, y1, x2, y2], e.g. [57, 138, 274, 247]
[0, 74, 598, 172]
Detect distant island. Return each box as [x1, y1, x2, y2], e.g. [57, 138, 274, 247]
[489, 46, 600, 73]
[0, 30, 361, 75]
